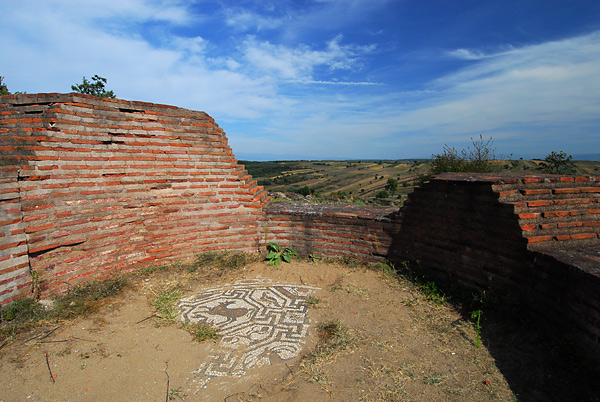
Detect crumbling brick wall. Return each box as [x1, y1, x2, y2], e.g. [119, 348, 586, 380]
[0, 93, 269, 303]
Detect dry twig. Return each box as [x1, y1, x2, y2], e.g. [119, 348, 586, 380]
[45, 353, 55, 384]
[164, 361, 170, 402]
[136, 314, 157, 324]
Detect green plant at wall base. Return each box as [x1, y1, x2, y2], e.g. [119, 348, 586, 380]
[265, 242, 297, 265]
[471, 309, 483, 348]
[421, 281, 446, 307]
[470, 290, 486, 348]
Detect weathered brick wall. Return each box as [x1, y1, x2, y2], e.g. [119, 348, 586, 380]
[0, 168, 30, 302]
[264, 203, 400, 261]
[497, 176, 600, 247]
[0, 93, 268, 303]
[263, 173, 600, 362]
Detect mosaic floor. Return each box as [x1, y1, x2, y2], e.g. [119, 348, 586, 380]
[178, 279, 319, 389]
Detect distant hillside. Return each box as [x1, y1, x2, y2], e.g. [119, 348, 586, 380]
[240, 159, 600, 201]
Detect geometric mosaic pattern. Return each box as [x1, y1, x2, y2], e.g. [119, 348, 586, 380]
[178, 279, 319, 390]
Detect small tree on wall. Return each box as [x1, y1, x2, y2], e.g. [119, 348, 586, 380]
[71, 75, 116, 98]
[0, 76, 9, 95]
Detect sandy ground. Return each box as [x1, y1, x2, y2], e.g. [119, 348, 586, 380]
[0, 259, 534, 401]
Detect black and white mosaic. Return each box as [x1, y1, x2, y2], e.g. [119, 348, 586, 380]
[178, 279, 319, 389]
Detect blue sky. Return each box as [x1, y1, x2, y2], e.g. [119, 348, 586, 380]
[1, 1, 599, 160]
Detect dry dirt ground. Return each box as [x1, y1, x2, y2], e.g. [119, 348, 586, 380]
[0, 259, 598, 401]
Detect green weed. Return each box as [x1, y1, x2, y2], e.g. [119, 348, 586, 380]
[265, 242, 297, 266]
[424, 373, 443, 385]
[152, 286, 183, 325]
[421, 281, 446, 307]
[309, 254, 320, 263]
[470, 291, 486, 348]
[185, 322, 219, 342]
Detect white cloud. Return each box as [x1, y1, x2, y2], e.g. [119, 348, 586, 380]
[241, 35, 375, 81]
[447, 48, 490, 60]
[224, 9, 285, 32]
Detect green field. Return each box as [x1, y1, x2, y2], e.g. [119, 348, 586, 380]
[240, 159, 600, 201]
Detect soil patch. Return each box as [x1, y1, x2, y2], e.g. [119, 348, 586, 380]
[0, 260, 597, 401]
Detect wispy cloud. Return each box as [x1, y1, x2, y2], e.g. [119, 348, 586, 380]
[223, 8, 286, 32]
[241, 35, 375, 81]
[294, 80, 383, 86]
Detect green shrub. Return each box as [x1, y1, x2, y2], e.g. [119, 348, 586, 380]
[430, 135, 501, 175]
[376, 190, 389, 199]
[539, 151, 576, 174]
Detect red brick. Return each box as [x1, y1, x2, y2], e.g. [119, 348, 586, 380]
[553, 188, 580, 194]
[520, 189, 552, 195]
[0, 218, 22, 226]
[527, 200, 552, 207]
[25, 222, 55, 233]
[0, 241, 25, 251]
[543, 211, 570, 218]
[570, 233, 596, 240]
[557, 222, 583, 229]
[525, 235, 553, 243]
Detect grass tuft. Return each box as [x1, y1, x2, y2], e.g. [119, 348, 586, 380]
[185, 322, 219, 342]
[151, 286, 183, 325]
[302, 320, 355, 387]
[190, 251, 256, 274]
[0, 275, 129, 345]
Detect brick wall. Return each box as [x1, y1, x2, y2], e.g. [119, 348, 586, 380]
[0, 93, 268, 303]
[264, 203, 400, 261]
[263, 173, 600, 362]
[0, 168, 30, 302]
